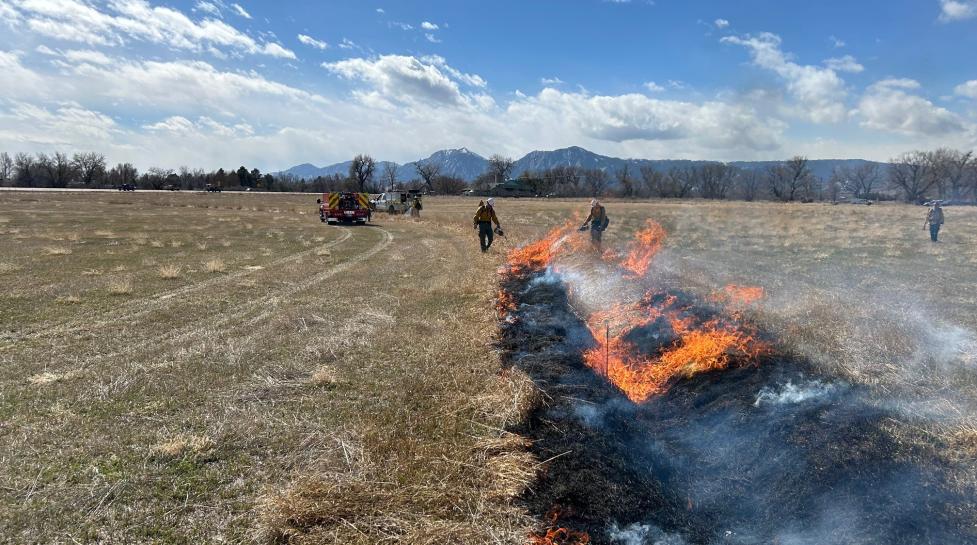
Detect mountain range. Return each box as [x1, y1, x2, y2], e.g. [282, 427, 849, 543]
[278, 146, 885, 184]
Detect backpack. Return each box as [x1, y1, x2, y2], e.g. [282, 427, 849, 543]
[597, 209, 610, 231]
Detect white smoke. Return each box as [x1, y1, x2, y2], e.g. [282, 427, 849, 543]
[608, 522, 688, 545]
[754, 381, 838, 407]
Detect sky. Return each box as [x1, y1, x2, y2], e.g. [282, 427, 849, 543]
[1, 0, 977, 171]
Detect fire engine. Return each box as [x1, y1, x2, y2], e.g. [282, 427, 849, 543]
[317, 192, 372, 225]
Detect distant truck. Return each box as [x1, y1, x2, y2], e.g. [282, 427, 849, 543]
[205, 184, 222, 193]
[318, 192, 372, 224]
[372, 190, 423, 214]
[118, 183, 136, 191]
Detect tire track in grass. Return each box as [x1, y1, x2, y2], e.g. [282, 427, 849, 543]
[2, 228, 353, 345]
[56, 227, 393, 366]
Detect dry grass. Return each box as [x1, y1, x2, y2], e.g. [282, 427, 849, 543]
[107, 276, 134, 295]
[42, 246, 72, 256]
[203, 258, 226, 273]
[0, 262, 21, 274]
[56, 295, 82, 304]
[158, 264, 182, 279]
[2, 192, 974, 544]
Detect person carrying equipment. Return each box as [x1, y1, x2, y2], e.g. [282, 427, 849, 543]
[924, 201, 945, 242]
[473, 198, 501, 252]
[581, 198, 609, 252]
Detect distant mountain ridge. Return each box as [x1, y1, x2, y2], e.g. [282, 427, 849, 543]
[278, 146, 886, 184]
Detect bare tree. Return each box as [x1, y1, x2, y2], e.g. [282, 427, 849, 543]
[929, 148, 974, 201]
[639, 166, 669, 198]
[348, 154, 376, 192]
[13, 153, 35, 187]
[0, 152, 12, 185]
[415, 161, 441, 192]
[889, 151, 937, 203]
[583, 169, 610, 197]
[108, 163, 138, 186]
[71, 152, 106, 186]
[697, 163, 735, 199]
[487, 154, 514, 184]
[734, 168, 763, 201]
[433, 175, 467, 194]
[616, 164, 634, 197]
[836, 162, 881, 199]
[667, 167, 697, 198]
[380, 162, 398, 190]
[766, 156, 812, 202]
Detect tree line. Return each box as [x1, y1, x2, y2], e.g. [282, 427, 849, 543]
[2, 148, 974, 203]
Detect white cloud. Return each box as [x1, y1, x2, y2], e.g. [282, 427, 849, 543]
[376, 8, 384, 14]
[8, 0, 292, 58]
[338, 38, 357, 49]
[0, 51, 44, 97]
[425, 32, 441, 43]
[297, 33, 328, 50]
[63, 49, 113, 65]
[506, 89, 785, 151]
[541, 76, 564, 86]
[0, 101, 121, 147]
[824, 55, 864, 74]
[939, 0, 977, 21]
[0, 0, 22, 25]
[722, 32, 848, 123]
[714, 18, 729, 29]
[389, 21, 413, 30]
[829, 35, 845, 48]
[854, 79, 969, 136]
[230, 3, 250, 19]
[324, 55, 482, 107]
[35, 44, 57, 55]
[643, 81, 665, 92]
[954, 80, 977, 98]
[194, 1, 220, 17]
[420, 21, 438, 30]
[420, 55, 487, 87]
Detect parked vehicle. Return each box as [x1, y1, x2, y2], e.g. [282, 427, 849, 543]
[372, 190, 423, 214]
[318, 192, 372, 224]
[118, 183, 136, 191]
[205, 184, 222, 193]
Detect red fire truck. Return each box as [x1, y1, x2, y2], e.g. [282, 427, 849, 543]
[317, 192, 372, 225]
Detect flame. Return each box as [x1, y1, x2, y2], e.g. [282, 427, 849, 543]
[528, 508, 591, 545]
[582, 298, 768, 403]
[501, 217, 769, 403]
[713, 284, 765, 307]
[496, 289, 516, 320]
[620, 219, 666, 277]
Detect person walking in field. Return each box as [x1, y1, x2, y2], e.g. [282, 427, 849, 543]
[474, 198, 501, 252]
[925, 202, 945, 242]
[581, 198, 609, 252]
[409, 196, 422, 218]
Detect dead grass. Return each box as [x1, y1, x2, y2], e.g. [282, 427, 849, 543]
[203, 258, 226, 273]
[3, 193, 974, 544]
[42, 246, 72, 256]
[107, 276, 134, 295]
[158, 264, 182, 279]
[0, 262, 21, 274]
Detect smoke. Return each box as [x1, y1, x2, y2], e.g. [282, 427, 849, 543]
[754, 380, 839, 406]
[608, 522, 687, 545]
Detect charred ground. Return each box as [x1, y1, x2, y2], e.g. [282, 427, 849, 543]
[501, 264, 977, 545]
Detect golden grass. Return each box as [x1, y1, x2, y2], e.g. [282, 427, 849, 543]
[309, 365, 338, 387]
[158, 264, 182, 279]
[107, 276, 134, 295]
[42, 246, 72, 256]
[0, 262, 21, 274]
[153, 434, 215, 459]
[56, 295, 82, 304]
[203, 258, 226, 273]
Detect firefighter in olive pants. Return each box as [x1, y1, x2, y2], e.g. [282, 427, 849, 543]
[473, 198, 501, 252]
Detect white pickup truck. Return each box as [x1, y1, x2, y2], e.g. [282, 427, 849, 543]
[372, 191, 422, 214]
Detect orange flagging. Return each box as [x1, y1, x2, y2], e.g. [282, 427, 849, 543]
[620, 219, 666, 277]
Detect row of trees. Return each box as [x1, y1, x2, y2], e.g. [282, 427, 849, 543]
[2, 148, 974, 203]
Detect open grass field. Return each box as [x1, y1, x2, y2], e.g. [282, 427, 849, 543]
[2, 191, 976, 543]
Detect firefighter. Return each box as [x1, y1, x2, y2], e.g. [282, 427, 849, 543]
[473, 198, 501, 252]
[410, 196, 422, 218]
[581, 198, 608, 252]
[925, 202, 945, 242]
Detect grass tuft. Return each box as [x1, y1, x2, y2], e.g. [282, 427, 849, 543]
[42, 246, 72, 256]
[158, 264, 182, 279]
[107, 277, 134, 295]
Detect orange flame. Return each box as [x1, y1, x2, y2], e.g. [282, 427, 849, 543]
[620, 219, 666, 277]
[528, 508, 591, 545]
[713, 284, 765, 307]
[582, 298, 768, 403]
[506, 222, 579, 274]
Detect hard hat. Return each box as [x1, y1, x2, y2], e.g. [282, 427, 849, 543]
[591, 199, 598, 206]
[486, 198, 495, 206]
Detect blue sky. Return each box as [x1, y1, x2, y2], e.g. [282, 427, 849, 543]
[1, 0, 976, 170]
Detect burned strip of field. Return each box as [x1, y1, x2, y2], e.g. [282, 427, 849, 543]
[499, 266, 977, 545]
